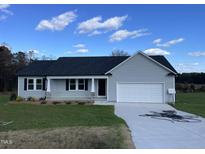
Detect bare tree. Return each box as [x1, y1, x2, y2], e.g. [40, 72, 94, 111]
[111, 50, 129, 56]
[27, 50, 36, 63]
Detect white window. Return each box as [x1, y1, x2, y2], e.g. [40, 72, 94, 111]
[36, 79, 42, 90]
[78, 79, 85, 90]
[28, 79, 34, 90]
[69, 79, 76, 90]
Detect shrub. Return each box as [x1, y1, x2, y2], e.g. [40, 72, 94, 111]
[52, 101, 61, 105]
[40, 101, 47, 104]
[78, 101, 85, 105]
[10, 93, 17, 101]
[65, 101, 71, 105]
[199, 86, 205, 92]
[16, 96, 23, 102]
[27, 97, 36, 102]
[39, 97, 46, 101]
[190, 84, 195, 92]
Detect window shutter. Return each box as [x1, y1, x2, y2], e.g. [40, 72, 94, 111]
[43, 78, 46, 90]
[24, 78, 27, 91]
[85, 79, 88, 91]
[66, 79, 69, 91]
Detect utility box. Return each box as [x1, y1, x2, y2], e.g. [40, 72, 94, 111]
[168, 88, 176, 94]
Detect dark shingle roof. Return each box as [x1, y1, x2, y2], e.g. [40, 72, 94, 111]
[149, 55, 177, 74]
[16, 60, 55, 76]
[46, 56, 129, 76]
[16, 56, 129, 76]
[16, 54, 177, 76]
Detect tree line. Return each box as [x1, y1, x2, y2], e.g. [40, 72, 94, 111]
[176, 73, 205, 92]
[0, 45, 52, 92]
[176, 73, 205, 84]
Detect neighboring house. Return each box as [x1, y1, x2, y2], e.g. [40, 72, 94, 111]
[16, 52, 177, 104]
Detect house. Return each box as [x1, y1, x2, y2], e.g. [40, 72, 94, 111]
[16, 52, 177, 104]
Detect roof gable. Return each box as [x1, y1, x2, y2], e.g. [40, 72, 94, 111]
[106, 52, 177, 74]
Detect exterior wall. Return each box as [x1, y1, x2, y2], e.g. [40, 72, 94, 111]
[48, 79, 106, 101]
[107, 53, 175, 103]
[18, 77, 107, 101]
[18, 77, 46, 99]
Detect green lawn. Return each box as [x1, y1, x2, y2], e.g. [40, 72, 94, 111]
[0, 96, 125, 132]
[0, 95, 9, 105]
[175, 92, 205, 117]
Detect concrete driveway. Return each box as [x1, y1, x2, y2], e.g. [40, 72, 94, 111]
[115, 103, 205, 149]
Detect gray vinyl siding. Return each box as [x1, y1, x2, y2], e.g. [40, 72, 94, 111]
[49, 79, 93, 100]
[18, 77, 103, 100]
[18, 77, 46, 99]
[107, 53, 175, 103]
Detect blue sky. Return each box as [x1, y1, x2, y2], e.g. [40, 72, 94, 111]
[0, 4, 205, 72]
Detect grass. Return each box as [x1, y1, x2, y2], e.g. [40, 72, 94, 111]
[0, 95, 125, 132]
[0, 95, 134, 148]
[175, 92, 205, 117]
[0, 95, 9, 105]
[0, 125, 134, 149]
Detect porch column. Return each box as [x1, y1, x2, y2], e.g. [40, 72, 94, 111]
[91, 78, 95, 92]
[47, 78, 51, 92]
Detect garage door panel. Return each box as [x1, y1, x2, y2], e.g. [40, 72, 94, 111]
[117, 83, 163, 103]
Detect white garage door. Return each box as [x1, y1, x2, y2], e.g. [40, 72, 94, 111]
[117, 83, 164, 103]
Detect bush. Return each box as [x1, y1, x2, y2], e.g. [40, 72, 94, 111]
[40, 101, 47, 104]
[78, 101, 85, 105]
[16, 96, 23, 102]
[199, 86, 205, 92]
[10, 93, 17, 101]
[27, 97, 36, 102]
[52, 101, 61, 105]
[190, 84, 195, 92]
[39, 97, 46, 101]
[65, 101, 71, 105]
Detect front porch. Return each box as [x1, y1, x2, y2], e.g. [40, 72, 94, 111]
[45, 76, 108, 101]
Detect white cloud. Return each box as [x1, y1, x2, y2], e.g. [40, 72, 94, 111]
[154, 38, 184, 47]
[0, 4, 10, 10]
[175, 62, 205, 73]
[153, 38, 162, 44]
[66, 43, 89, 54]
[27, 49, 45, 57]
[76, 48, 89, 53]
[66, 51, 74, 54]
[0, 4, 13, 21]
[188, 51, 205, 57]
[109, 29, 150, 42]
[88, 30, 102, 36]
[36, 11, 77, 31]
[193, 62, 199, 66]
[77, 15, 127, 35]
[66, 48, 89, 54]
[144, 48, 170, 56]
[73, 44, 85, 48]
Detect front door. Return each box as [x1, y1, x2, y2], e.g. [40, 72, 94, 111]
[98, 79, 106, 96]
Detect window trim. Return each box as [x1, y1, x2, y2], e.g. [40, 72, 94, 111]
[36, 78, 43, 90]
[68, 79, 86, 91]
[27, 78, 43, 91]
[78, 79, 85, 91]
[27, 78, 34, 91]
[69, 79, 77, 91]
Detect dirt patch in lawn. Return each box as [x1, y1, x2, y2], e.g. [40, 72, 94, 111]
[0, 125, 134, 149]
